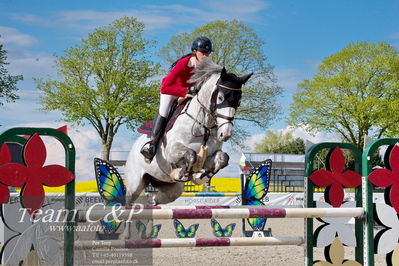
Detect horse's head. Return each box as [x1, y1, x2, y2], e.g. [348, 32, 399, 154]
[212, 67, 252, 141]
[190, 57, 253, 142]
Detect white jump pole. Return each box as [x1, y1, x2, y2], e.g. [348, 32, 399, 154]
[75, 236, 305, 249]
[77, 207, 364, 222]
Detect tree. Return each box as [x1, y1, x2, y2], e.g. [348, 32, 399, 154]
[288, 42, 399, 150]
[160, 20, 282, 144]
[35, 17, 160, 159]
[0, 43, 22, 106]
[255, 130, 305, 154]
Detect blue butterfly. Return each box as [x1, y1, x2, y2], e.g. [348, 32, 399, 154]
[173, 219, 199, 238]
[94, 158, 126, 234]
[94, 158, 126, 205]
[210, 219, 235, 237]
[243, 159, 272, 232]
[100, 203, 123, 234]
[136, 220, 162, 239]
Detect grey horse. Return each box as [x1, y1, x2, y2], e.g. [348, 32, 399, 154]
[124, 57, 252, 206]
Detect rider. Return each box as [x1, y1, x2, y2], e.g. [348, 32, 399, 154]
[140, 36, 213, 161]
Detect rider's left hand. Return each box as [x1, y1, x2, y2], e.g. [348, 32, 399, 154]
[178, 94, 193, 105]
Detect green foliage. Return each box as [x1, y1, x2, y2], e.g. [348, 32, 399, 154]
[288, 42, 399, 150]
[35, 17, 160, 159]
[0, 43, 22, 106]
[312, 147, 381, 172]
[161, 20, 282, 145]
[255, 130, 305, 154]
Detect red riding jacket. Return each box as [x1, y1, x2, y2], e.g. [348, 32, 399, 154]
[161, 55, 195, 97]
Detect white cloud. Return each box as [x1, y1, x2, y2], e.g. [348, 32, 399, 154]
[58, 10, 174, 31]
[10, 10, 175, 33]
[274, 68, 303, 91]
[147, 0, 269, 25]
[390, 32, 399, 39]
[207, 0, 268, 19]
[0, 99, 60, 125]
[290, 126, 341, 143]
[6, 51, 56, 78]
[9, 1, 269, 34]
[0, 26, 39, 47]
[245, 133, 264, 151]
[8, 14, 48, 25]
[0, 82, 63, 127]
[304, 59, 322, 71]
[68, 127, 102, 181]
[14, 89, 41, 101]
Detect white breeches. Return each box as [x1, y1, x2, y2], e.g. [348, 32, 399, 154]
[159, 94, 178, 118]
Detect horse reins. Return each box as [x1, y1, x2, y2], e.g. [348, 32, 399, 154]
[218, 84, 242, 91]
[197, 83, 240, 123]
[183, 82, 241, 145]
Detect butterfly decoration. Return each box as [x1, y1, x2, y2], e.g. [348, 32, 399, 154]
[243, 159, 272, 232]
[136, 220, 162, 239]
[101, 217, 123, 234]
[210, 219, 235, 237]
[173, 219, 199, 238]
[94, 158, 126, 234]
[94, 158, 126, 205]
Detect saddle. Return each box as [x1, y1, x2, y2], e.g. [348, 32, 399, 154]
[137, 98, 191, 136]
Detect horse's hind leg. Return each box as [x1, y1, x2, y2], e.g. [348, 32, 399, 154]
[192, 150, 230, 185]
[154, 182, 184, 205]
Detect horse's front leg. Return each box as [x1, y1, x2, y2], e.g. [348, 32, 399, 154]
[166, 142, 197, 182]
[192, 150, 229, 185]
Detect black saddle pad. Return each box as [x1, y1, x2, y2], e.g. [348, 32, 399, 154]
[137, 98, 191, 135]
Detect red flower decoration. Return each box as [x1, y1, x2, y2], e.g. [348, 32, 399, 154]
[369, 145, 399, 213]
[309, 147, 361, 207]
[0, 144, 12, 203]
[0, 134, 75, 215]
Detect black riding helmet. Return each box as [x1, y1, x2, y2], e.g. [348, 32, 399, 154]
[191, 37, 213, 53]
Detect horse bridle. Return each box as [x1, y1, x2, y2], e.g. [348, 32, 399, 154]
[196, 81, 242, 129]
[181, 79, 241, 144]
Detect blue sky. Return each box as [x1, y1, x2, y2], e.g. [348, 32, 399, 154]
[0, 0, 398, 180]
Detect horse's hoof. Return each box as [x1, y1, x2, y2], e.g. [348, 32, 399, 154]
[192, 174, 210, 185]
[175, 176, 189, 182]
[174, 169, 190, 182]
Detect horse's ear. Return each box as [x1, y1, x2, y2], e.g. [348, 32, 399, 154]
[220, 67, 227, 80]
[239, 72, 253, 85]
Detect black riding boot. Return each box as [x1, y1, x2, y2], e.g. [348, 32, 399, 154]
[140, 113, 167, 161]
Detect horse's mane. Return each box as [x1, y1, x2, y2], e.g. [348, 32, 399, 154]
[188, 57, 223, 89]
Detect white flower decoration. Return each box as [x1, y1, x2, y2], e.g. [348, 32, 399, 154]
[314, 201, 356, 247]
[2, 201, 62, 265]
[374, 203, 399, 254]
[5, 221, 61, 265]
